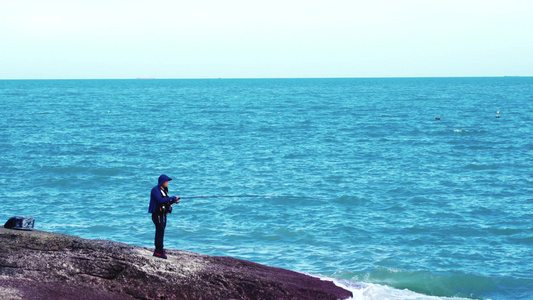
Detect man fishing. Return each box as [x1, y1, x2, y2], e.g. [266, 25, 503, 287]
[148, 174, 180, 259]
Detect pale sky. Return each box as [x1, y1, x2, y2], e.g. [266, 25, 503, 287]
[1, 0, 532, 79]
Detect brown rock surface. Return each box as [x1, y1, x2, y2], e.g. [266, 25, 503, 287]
[0, 227, 352, 300]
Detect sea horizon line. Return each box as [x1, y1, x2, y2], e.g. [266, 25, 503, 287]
[1, 75, 532, 81]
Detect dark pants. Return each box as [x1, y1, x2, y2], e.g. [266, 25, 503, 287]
[152, 213, 167, 252]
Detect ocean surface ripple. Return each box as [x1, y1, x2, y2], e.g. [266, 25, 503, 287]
[1, 78, 532, 299]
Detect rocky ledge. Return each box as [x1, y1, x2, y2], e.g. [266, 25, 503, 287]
[0, 227, 352, 300]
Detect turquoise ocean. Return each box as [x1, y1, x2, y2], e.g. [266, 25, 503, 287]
[1, 78, 532, 299]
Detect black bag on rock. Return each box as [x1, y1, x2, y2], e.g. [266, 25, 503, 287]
[4, 216, 35, 230]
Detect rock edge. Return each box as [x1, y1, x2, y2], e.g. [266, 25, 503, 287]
[0, 227, 352, 300]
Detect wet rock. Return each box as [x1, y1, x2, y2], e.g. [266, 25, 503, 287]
[0, 227, 352, 300]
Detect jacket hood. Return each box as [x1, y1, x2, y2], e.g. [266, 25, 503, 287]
[158, 174, 172, 186]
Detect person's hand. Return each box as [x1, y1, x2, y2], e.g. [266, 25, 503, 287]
[175, 197, 180, 204]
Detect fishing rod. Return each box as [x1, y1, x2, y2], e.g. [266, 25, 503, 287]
[179, 195, 277, 199]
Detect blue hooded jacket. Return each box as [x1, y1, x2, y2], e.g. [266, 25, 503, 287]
[148, 174, 178, 213]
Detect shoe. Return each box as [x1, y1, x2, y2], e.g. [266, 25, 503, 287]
[153, 251, 167, 259]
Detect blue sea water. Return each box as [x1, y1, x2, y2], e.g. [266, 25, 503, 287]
[0, 78, 532, 299]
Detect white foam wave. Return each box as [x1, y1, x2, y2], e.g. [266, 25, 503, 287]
[314, 275, 471, 300]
